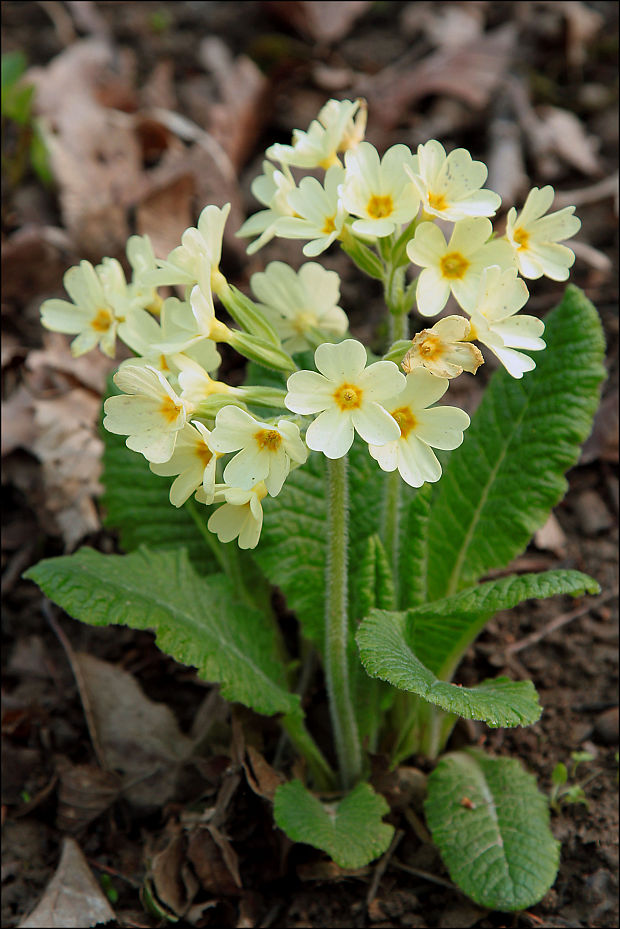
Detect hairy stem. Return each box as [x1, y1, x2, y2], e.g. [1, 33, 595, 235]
[325, 455, 362, 789]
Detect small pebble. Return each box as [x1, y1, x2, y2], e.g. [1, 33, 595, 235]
[593, 706, 619, 745]
[573, 489, 614, 536]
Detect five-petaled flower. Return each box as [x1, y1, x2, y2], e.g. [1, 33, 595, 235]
[285, 339, 406, 459]
[505, 186, 581, 281]
[368, 370, 470, 487]
[402, 316, 484, 379]
[406, 139, 501, 222]
[210, 406, 308, 496]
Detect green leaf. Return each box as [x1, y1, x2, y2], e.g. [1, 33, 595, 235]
[424, 749, 560, 911]
[24, 546, 300, 719]
[340, 235, 384, 280]
[357, 570, 598, 726]
[2, 51, 27, 91]
[551, 762, 568, 787]
[398, 483, 432, 609]
[101, 424, 214, 573]
[426, 285, 606, 599]
[404, 569, 599, 680]
[273, 779, 394, 869]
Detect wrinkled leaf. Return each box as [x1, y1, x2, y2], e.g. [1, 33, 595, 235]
[274, 779, 394, 869]
[425, 750, 560, 911]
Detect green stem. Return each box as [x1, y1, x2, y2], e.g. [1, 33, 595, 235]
[382, 469, 401, 584]
[325, 455, 362, 789]
[281, 714, 337, 791]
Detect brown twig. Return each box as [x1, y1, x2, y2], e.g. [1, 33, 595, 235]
[503, 588, 618, 657]
[390, 858, 461, 893]
[42, 599, 108, 770]
[366, 828, 404, 906]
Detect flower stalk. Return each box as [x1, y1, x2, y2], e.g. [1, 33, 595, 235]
[324, 455, 362, 789]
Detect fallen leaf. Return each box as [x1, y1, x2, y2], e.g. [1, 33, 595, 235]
[148, 828, 199, 919]
[26, 331, 116, 395]
[1, 225, 76, 303]
[263, 0, 373, 43]
[28, 39, 142, 258]
[536, 105, 601, 175]
[31, 390, 104, 549]
[242, 745, 284, 802]
[199, 37, 270, 169]
[55, 757, 121, 834]
[136, 172, 196, 260]
[18, 836, 116, 928]
[1, 384, 36, 457]
[360, 23, 517, 132]
[187, 826, 242, 896]
[73, 653, 195, 808]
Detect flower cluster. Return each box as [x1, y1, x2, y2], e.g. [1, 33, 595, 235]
[39, 98, 580, 549]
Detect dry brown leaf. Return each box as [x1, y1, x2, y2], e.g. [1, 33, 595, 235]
[28, 39, 142, 258]
[136, 173, 196, 260]
[55, 757, 121, 834]
[263, 0, 373, 43]
[242, 745, 284, 802]
[31, 389, 103, 549]
[580, 391, 619, 465]
[73, 653, 195, 808]
[26, 331, 116, 394]
[536, 105, 601, 176]
[1, 385, 36, 458]
[199, 37, 270, 169]
[360, 23, 517, 132]
[18, 836, 116, 928]
[1, 225, 75, 303]
[149, 829, 199, 918]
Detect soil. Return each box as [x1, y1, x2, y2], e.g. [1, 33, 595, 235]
[2, 2, 618, 928]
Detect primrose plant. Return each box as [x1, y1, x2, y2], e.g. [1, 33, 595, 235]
[27, 98, 606, 913]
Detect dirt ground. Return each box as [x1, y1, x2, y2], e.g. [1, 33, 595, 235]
[2, 2, 618, 927]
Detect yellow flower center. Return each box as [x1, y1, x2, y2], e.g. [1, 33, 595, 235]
[195, 442, 213, 467]
[512, 226, 530, 250]
[466, 322, 479, 342]
[254, 429, 282, 452]
[159, 395, 184, 424]
[146, 294, 163, 315]
[159, 354, 170, 372]
[319, 152, 341, 170]
[418, 334, 443, 361]
[322, 215, 336, 235]
[427, 191, 448, 212]
[333, 383, 363, 411]
[439, 251, 470, 280]
[390, 406, 417, 440]
[91, 308, 113, 332]
[366, 194, 394, 219]
[293, 311, 317, 334]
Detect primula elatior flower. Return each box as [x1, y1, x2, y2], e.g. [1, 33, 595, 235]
[406, 217, 514, 317]
[210, 406, 308, 496]
[402, 316, 484, 379]
[41, 259, 129, 358]
[153, 286, 231, 355]
[126, 234, 162, 314]
[407, 139, 501, 222]
[267, 98, 366, 170]
[462, 266, 546, 378]
[103, 365, 189, 463]
[118, 299, 221, 378]
[250, 261, 348, 353]
[175, 355, 238, 407]
[285, 339, 406, 459]
[275, 165, 346, 257]
[505, 186, 581, 280]
[237, 161, 297, 255]
[201, 481, 268, 550]
[150, 421, 218, 506]
[369, 369, 470, 487]
[145, 203, 231, 290]
[341, 142, 420, 237]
